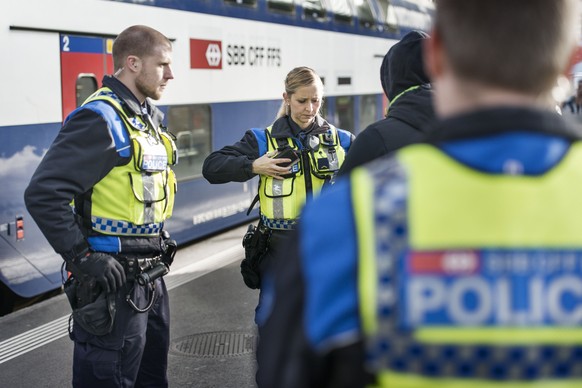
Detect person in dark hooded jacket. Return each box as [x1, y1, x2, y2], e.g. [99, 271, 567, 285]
[337, 30, 435, 176]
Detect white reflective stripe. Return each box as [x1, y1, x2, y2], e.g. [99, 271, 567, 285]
[142, 174, 156, 224]
[272, 180, 285, 219]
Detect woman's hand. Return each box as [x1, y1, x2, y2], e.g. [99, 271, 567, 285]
[252, 152, 292, 180]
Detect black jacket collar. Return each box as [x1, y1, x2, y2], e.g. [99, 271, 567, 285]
[101, 75, 164, 127]
[425, 106, 582, 144]
[270, 115, 331, 139]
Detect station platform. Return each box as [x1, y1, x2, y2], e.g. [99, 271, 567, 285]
[562, 106, 582, 127]
[2, 109, 580, 388]
[0, 224, 260, 388]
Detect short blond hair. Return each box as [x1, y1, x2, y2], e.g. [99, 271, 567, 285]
[112, 25, 171, 71]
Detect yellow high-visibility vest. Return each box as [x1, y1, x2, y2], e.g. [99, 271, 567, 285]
[73, 88, 177, 236]
[351, 142, 582, 387]
[259, 125, 346, 228]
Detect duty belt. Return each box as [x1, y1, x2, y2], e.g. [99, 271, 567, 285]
[116, 254, 169, 314]
[115, 254, 162, 281]
[260, 214, 298, 230]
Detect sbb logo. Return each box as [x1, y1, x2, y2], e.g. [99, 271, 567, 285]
[190, 39, 222, 69]
[206, 44, 221, 67]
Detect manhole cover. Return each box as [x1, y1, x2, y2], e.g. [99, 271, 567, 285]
[170, 331, 257, 358]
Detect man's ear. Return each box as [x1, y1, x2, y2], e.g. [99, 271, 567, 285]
[423, 27, 443, 81]
[126, 55, 141, 72]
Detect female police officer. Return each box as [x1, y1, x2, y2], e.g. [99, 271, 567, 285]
[202, 66, 353, 320]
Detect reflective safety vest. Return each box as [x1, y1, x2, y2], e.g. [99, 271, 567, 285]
[255, 125, 348, 229]
[351, 142, 582, 387]
[71, 87, 177, 237]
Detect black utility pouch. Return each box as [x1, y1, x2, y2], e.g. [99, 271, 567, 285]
[241, 222, 271, 289]
[64, 276, 116, 336]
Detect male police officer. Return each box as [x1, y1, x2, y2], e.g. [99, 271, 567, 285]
[257, 1, 582, 387]
[25, 25, 176, 387]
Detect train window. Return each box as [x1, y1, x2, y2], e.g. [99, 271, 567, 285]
[167, 104, 212, 181]
[302, 0, 326, 21]
[329, 0, 353, 24]
[359, 94, 378, 131]
[224, 0, 257, 6]
[375, 0, 399, 31]
[353, 0, 375, 29]
[76, 74, 98, 107]
[335, 95, 355, 133]
[338, 76, 352, 85]
[392, 1, 433, 31]
[268, 0, 295, 13]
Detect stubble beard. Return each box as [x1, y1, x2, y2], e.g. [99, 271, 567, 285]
[136, 74, 162, 101]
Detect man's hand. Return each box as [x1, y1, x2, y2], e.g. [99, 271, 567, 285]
[75, 252, 126, 293]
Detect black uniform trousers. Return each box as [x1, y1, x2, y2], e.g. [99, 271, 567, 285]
[71, 277, 170, 387]
[254, 230, 294, 325]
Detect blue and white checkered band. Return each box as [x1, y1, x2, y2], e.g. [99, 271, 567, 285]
[129, 116, 147, 131]
[260, 214, 297, 230]
[364, 159, 582, 381]
[92, 216, 162, 236]
[96, 90, 122, 104]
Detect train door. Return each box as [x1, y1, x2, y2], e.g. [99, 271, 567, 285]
[0, 33, 114, 313]
[60, 34, 114, 119]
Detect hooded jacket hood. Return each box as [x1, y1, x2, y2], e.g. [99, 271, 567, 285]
[381, 30, 431, 101]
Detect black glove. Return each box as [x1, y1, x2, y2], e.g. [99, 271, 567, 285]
[74, 252, 126, 294]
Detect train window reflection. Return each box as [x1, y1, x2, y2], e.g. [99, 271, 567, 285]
[268, 0, 295, 13]
[391, 0, 433, 31]
[320, 98, 329, 123]
[224, 0, 257, 6]
[376, 0, 399, 31]
[167, 104, 212, 181]
[76, 74, 98, 107]
[354, 0, 375, 29]
[302, 0, 326, 21]
[360, 94, 378, 132]
[329, 0, 353, 24]
[336, 95, 355, 133]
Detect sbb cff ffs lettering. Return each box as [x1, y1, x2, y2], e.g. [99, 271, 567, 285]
[226, 45, 281, 67]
